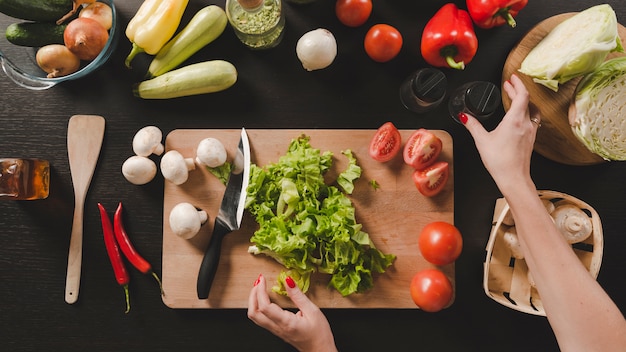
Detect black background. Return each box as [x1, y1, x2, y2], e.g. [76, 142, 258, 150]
[2, 1, 626, 351]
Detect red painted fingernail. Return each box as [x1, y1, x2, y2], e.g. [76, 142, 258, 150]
[458, 112, 468, 124]
[505, 80, 511, 85]
[254, 274, 262, 287]
[285, 276, 296, 289]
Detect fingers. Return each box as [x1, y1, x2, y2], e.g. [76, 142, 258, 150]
[285, 276, 319, 315]
[505, 74, 531, 121]
[248, 274, 288, 334]
[461, 112, 488, 144]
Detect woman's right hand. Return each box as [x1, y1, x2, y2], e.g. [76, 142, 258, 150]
[461, 74, 541, 194]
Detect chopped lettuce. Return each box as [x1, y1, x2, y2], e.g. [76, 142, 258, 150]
[245, 135, 396, 296]
[207, 162, 232, 184]
[571, 57, 626, 160]
[519, 4, 623, 92]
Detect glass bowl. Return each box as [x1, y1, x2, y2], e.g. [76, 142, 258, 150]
[0, 0, 119, 90]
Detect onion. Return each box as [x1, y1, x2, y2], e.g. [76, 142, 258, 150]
[296, 28, 337, 71]
[79, 2, 113, 30]
[64, 17, 109, 61]
[36, 44, 81, 78]
[57, 0, 97, 25]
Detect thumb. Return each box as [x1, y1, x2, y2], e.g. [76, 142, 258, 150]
[285, 276, 318, 314]
[460, 112, 487, 142]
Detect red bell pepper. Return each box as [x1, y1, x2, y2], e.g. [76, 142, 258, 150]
[421, 3, 478, 70]
[466, 0, 528, 29]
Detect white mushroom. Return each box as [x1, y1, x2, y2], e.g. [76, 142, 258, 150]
[133, 126, 164, 157]
[196, 137, 227, 168]
[169, 202, 208, 239]
[551, 204, 593, 243]
[502, 227, 524, 259]
[122, 155, 157, 185]
[160, 150, 196, 185]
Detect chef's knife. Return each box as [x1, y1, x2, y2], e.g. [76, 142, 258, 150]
[197, 128, 250, 299]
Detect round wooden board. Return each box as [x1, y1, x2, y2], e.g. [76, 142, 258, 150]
[502, 13, 626, 165]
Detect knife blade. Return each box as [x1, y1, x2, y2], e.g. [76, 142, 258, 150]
[197, 128, 250, 299]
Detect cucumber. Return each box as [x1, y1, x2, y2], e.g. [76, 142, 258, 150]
[0, 0, 72, 22]
[134, 60, 237, 99]
[5, 22, 66, 47]
[147, 5, 227, 78]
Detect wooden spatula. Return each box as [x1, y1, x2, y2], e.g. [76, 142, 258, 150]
[64, 115, 105, 304]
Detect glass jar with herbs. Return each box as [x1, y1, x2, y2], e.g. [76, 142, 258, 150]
[226, 0, 285, 49]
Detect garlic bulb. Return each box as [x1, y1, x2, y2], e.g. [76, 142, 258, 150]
[296, 28, 337, 71]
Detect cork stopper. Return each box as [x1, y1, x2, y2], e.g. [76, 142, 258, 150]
[238, 0, 264, 10]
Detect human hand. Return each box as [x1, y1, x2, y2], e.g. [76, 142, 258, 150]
[460, 74, 541, 193]
[247, 274, 337, 352]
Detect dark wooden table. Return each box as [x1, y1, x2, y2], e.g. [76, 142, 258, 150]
[2, 1, 626, 350]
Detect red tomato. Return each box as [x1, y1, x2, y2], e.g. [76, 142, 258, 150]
[410, 269, 453, 312]
[369, 122, 402, 162]
[335, 0, 372, 27]
[412, 161, 449, 197]
[364, 24, 403, 63]
[418, 221, 462, 265]
[403, 129, 442, 170]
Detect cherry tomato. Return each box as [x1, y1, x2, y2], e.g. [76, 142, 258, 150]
[335, 0, 372, 28]
[403, 129, 442, 170]
[418, 221, 462, 265]
[369, 122, 402, 162]
[410, 269, 453, 312]
[364, 24, 403, 63]
[412, 161, 449, 197]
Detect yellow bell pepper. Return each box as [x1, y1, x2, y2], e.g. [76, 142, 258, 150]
[125, 0, 189, 68]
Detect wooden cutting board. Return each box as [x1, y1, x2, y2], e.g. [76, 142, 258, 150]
[502, 13, 626, 165]
[161, 129, 454, 309]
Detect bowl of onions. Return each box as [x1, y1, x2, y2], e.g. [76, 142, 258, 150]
[0, 0, 118, 90]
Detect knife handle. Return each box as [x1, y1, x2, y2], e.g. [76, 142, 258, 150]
[197, 219, 230, 299]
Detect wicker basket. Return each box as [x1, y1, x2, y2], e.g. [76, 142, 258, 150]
[483, 190, 603, 316]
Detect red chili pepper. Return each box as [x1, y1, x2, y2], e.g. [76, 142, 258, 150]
[113, 202, 163, 295]
[421, 3, 478, 70]
[466, 0, 528, 29]
[98, 203, 131, 314]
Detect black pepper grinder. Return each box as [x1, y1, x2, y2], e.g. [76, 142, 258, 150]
[448, 81, 501, 124]
[399, 68, 447, 113]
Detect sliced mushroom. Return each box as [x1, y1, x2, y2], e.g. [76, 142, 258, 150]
[196, 137, 227, 168]
[551, 204, 593, 243]
[169, 202, 208, 239]
[160, 150, 196, 185]
[133, 126, 164, 157]
[502, 226, 524, 259]
[122, 155, 157, 185]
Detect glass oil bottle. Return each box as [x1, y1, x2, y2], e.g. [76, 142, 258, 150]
[0, 158, 49, 200]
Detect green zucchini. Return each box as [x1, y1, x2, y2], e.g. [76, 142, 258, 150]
[5, 22, 67, 47]
[134, 60, 237, 99]
[147, 5, 227, 78]
[0, 0, 72, 22]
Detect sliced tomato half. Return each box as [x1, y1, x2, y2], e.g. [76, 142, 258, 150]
[403, 129, 442, 170]
[412, 161, 449, 197]
[369, 122, 402, 162]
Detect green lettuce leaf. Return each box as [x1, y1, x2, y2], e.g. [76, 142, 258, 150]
[245, 135, 395, 296]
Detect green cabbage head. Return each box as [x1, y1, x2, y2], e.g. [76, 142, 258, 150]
[571, 57, 626, 160]
[519, 4, 624, 92]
